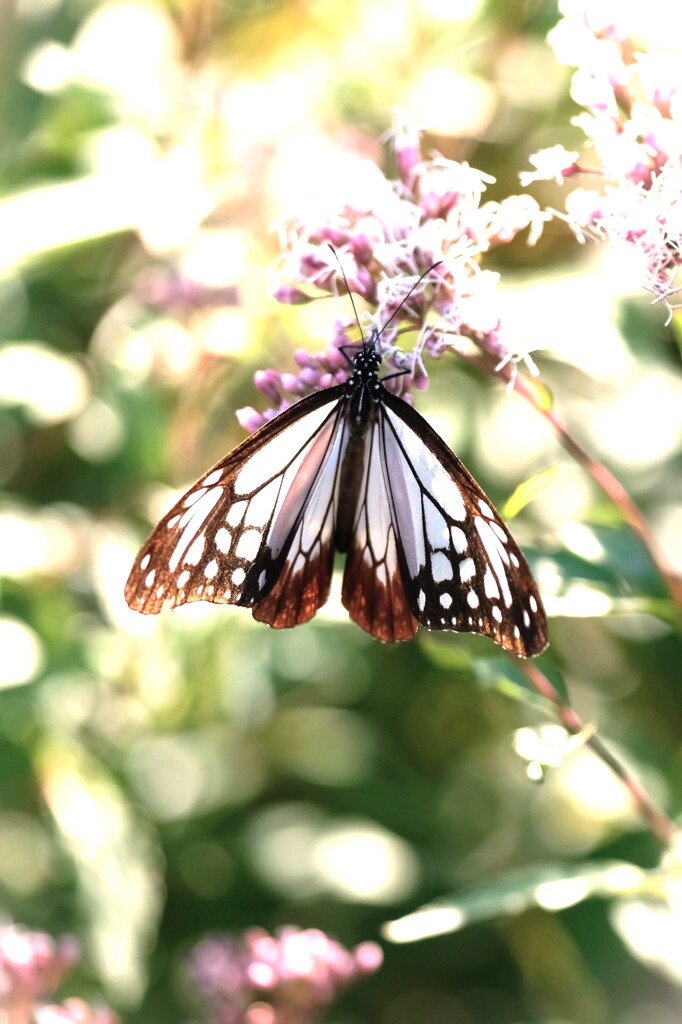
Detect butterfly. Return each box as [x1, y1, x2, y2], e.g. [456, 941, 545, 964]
[125, 330, 548, 657]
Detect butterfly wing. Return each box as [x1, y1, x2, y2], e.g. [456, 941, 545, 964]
[340, 414, 419, 642]
[342, 391, 548, 657]
[125, 386, 348, 627]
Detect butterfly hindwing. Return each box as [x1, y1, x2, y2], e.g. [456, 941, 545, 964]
[375, 392, 548, 657]
[341, 416, 418, 642]
[124, 387, 346, 619]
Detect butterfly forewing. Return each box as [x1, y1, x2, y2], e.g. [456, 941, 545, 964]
[375, 392, 548, 657]
[124, 388, 346, 617]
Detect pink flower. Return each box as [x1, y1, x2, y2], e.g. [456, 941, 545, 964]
[519, 146, 581, 186]
[0, 923, 117, 1024]
[525, 1, 682, 317]
[187, 926, 383, 1024]
[0, 925, 79, 1009]
[34, 999, 120, 1024]
[238, 118, 543, 430]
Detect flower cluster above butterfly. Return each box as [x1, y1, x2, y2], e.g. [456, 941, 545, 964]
[125, 332, 548, 658]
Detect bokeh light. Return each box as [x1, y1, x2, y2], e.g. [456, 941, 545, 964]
[1, 1, 681, 1022]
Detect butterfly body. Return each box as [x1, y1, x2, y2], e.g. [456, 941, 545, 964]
[335, 339, 384, 551]
[125, 334, 548, 657]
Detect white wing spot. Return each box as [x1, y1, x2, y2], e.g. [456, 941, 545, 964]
[140, 553, 150, 570]
[467, 591, 480, 609]
[258, 570, 267, 590]
[514, 625, 521, 639]
[529, 595, 538, 612]
[236, 528, 262, 561]
[156, 585, 165, 598]
[245, 477, 282, 528]
[523, 610, 531, 628]
[440, 593, 453, 609]
[450, 526, 467, 554]
[185, 535, 205, 565]
[167, 514, 181, 529]
[490, 522, 507, 543]
[511, 553, 520, 568]
[459, 557, 476, 582]
[227, 501, 247, 527]
[206, 585, 215, 596]
[203, 469, 223, 486]
[183, 487, 207, 509]
[215, 528, 232, 554]
[232, 567, 246, 586]
[475, 517, 513, 607]
[204, 559, 219, 579]
[479, 500, 494, 518]
[144, 569, 156, 587]
[432, 551, 454, 582]
[484, 569, 500, 599]
[177, 569, 190, 588]
[492, 605, 503, 623]
[418, 590, 426, 612]
[169, 487, 222, 570]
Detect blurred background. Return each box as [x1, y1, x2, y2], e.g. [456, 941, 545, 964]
[1, 1, 682, 1022]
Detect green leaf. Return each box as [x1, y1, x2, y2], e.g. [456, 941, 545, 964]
[383, 860, 654, 943]
[38, 740, 164, 1004]
[420, 636, 569, 710]
[502, 464, 561, 519]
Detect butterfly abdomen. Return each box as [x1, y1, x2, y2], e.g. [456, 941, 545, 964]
[335, 426, 369, 553]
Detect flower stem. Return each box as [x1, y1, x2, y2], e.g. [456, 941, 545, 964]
[506, 369, 682, 613]
[518, 659, 678, 848]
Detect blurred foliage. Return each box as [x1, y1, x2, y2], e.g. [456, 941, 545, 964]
[1, 1, 682, 1023]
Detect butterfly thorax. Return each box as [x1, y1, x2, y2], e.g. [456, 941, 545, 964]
[343, 337, 383, 428]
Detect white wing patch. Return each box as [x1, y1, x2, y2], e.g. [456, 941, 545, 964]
[233, 403, 333, 495]
[388, 411, 467, 521]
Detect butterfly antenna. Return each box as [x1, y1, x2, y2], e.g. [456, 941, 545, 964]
[376, 260, 443, 340]
[327, 244, 365, 341]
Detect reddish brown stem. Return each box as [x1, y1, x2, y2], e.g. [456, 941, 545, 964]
[519, 660, 678, 848]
